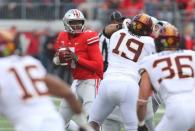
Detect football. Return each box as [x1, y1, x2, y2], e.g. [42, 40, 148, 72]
[58, 48, 72, 65]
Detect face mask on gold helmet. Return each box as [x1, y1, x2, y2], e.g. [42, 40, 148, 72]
[154, 24, 180, 52]
[128, 13, 153, 36]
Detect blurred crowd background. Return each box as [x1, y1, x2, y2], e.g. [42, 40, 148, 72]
[0, 0, 194, 82]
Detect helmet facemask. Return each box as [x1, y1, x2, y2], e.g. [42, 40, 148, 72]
[154, 25, 180, 52]
[155, 36, 179, 52]
[129, 21, 152, 36]
[63, 19, 85, 34]
[70, 20, 85, 34]
[128, 13, 153, 36]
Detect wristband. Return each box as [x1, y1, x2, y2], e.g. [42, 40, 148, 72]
[138, 99, 148, 103]
[53, 56, 60, 65]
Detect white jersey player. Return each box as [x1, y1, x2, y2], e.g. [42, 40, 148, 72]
[89, 13, 155, 131]
[0, 55, 64, 131]
[0, 55, 93, 131]
[138, 25, 195, 131]
[99, 11, 131, 131]
[99, 14, 155, 131]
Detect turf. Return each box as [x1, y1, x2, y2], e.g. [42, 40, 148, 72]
[0, 99, 164, 131]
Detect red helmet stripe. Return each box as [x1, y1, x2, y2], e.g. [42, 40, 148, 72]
[72, 9, 80, 18]
[75, 9, 80, 18]
[73, 9, 76, 16]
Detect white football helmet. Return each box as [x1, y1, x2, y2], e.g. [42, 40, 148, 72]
[122, 18, 131, 29]
[151, 16, 161, 38]
[157, 20, 170, 27]
[63, 9, 86, 34]
[151, 17, 171, 38]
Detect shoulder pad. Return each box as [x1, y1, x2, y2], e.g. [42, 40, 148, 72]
[84, 30, 99, 45]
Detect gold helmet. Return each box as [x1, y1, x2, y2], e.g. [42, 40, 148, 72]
[129, 13, 153, 36]
[155, 24, 180, 52]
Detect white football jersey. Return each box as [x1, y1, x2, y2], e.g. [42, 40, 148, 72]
[0, 55, 55, 123]
[105, 28, 155, 82]
[139, 50, 195, 101]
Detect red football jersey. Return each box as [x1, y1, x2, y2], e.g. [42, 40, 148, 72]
[54, 30, 103, 79]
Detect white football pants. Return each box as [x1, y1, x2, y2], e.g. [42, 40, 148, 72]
[59, 79, 99, 124]
[156, 93, 195, 131]
[89, 78, 139, 131]
[15, 111, 64, 131]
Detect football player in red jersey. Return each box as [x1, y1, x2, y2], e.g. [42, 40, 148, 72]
[53, 9, 103, 131]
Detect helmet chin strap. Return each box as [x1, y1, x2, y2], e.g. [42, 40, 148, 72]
[64, 23, 76, 34]
[69, 29, 76, 34]
[68, 29, 81, 36]
[70, 25, 85, 34]
[63, 21, 85, 35]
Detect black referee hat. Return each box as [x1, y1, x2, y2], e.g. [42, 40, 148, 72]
[110, 11, 125, 22]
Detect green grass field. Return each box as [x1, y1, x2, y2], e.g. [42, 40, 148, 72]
[0, 99, 164, 131]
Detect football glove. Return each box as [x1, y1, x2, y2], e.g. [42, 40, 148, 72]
[53, 54, 60, 65]
[74, 113, 94, 131]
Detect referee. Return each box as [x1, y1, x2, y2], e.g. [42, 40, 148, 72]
[99, 11, 125, 72]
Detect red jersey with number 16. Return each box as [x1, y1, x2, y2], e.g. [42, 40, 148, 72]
[54, 30, 103, 80]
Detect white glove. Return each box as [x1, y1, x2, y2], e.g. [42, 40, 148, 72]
[74, 113, 94, 131]
[53, 56, 60, 65]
